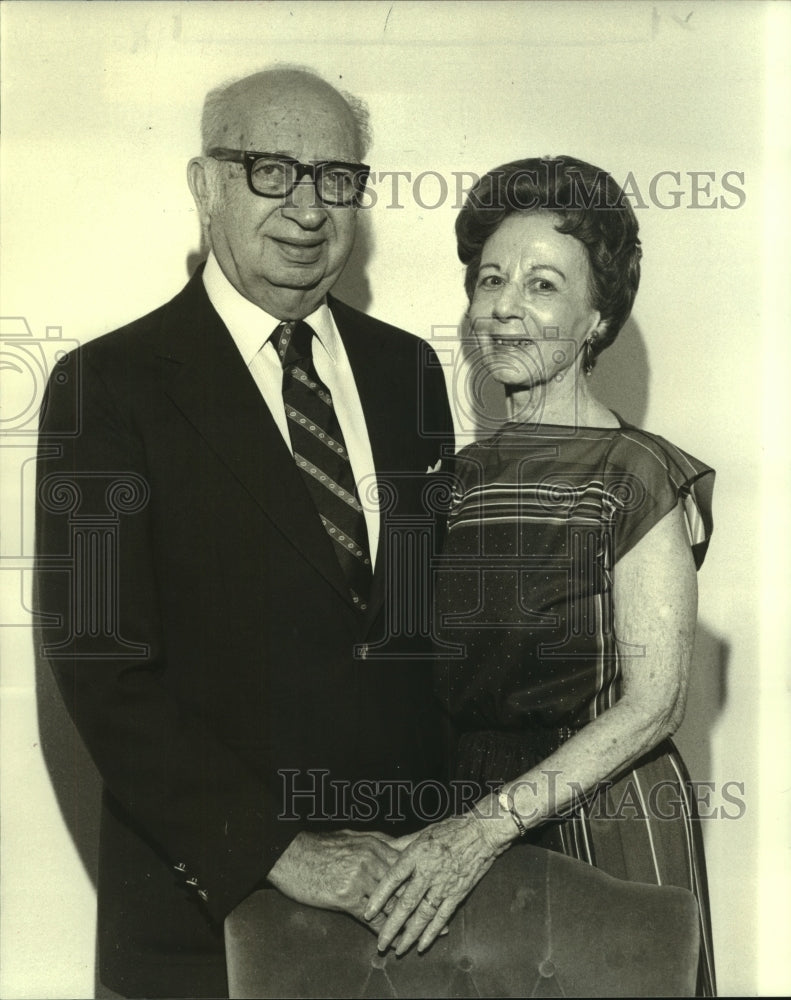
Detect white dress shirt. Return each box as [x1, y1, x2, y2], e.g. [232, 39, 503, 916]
[202, 252, 379, 565]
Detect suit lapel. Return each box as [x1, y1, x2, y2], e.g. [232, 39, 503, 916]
[158, 273, 351, 605]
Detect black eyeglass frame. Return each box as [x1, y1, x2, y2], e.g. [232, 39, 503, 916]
[207, 147, 370, 206]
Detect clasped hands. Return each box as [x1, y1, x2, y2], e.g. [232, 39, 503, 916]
[268, 793, 516, 956]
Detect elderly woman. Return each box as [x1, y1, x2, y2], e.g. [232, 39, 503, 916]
[365, 156, 716, 995]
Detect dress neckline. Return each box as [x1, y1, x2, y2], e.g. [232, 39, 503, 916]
[500, 410, 630, 433]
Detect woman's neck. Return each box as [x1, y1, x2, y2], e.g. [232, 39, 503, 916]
[505, 366, 618, 428]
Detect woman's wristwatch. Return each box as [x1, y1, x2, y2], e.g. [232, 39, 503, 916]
[497, 786, 527, 837]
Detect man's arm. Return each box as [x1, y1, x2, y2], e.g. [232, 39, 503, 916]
[35, 347, 283, 922]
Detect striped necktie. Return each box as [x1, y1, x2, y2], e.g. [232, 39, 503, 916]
[274, 320, 372, 611]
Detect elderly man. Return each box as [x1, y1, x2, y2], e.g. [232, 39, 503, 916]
[36, 68, 452, 998]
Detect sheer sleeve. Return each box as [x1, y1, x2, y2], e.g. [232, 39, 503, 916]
[606, 429, 715, 570]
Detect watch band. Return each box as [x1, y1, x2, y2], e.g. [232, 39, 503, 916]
[498, 786, 527, 837]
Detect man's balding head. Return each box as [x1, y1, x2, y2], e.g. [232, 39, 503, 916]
[200, 68, 371, 162]
[188, 67, 370, 319]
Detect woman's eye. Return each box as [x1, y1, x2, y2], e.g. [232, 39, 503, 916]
[478, 274, 503, 289]
[534, 278, 556, 293]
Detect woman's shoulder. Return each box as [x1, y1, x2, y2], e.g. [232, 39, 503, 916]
[606, 421, 714, 491]
[605, 421, 715, 569]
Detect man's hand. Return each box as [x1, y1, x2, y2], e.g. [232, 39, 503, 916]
[267, 829, 402, 934]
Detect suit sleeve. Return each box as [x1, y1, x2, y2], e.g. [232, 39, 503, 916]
[35, 348, 288, 924]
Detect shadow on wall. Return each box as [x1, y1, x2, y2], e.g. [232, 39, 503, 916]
[674, 623, 730, 789]
[591, 316, 650, 429]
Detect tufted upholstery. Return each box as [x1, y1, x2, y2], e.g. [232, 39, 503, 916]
[225, 842, 700, 998]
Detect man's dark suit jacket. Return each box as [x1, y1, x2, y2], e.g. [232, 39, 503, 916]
[35, 270, 454, 998]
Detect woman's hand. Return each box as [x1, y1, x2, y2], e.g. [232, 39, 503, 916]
[363, 795, 516, 955]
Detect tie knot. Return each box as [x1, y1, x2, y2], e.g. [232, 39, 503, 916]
[274, 320, 315, 369]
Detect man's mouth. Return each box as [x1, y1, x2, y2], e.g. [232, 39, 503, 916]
[274, 238, 325, 262]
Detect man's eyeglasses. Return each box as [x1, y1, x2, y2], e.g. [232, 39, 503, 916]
[207, 148, 370, 206]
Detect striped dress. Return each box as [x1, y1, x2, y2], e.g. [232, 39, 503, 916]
[434, 418, 716, 995]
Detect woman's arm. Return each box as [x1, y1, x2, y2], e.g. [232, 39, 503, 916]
[505, 498, 697, 827]
[366, 501, 698, 953]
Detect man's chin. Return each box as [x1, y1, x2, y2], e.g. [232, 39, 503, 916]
[243, 271, 339, 318]
[270, 271, 325, 291]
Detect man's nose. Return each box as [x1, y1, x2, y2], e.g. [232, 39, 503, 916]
[281, 177, 328, 227]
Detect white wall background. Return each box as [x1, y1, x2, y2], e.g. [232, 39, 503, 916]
[1, 1, 789, 996]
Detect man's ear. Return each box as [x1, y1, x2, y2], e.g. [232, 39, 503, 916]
[187, 157, 211, 220]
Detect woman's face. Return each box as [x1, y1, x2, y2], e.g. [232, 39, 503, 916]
[467, 212, 602, 387]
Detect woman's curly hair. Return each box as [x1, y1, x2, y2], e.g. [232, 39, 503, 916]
[456, 156, 642, 362]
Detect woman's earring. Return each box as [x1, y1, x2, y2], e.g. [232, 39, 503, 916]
[583, 338, 595, 376]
